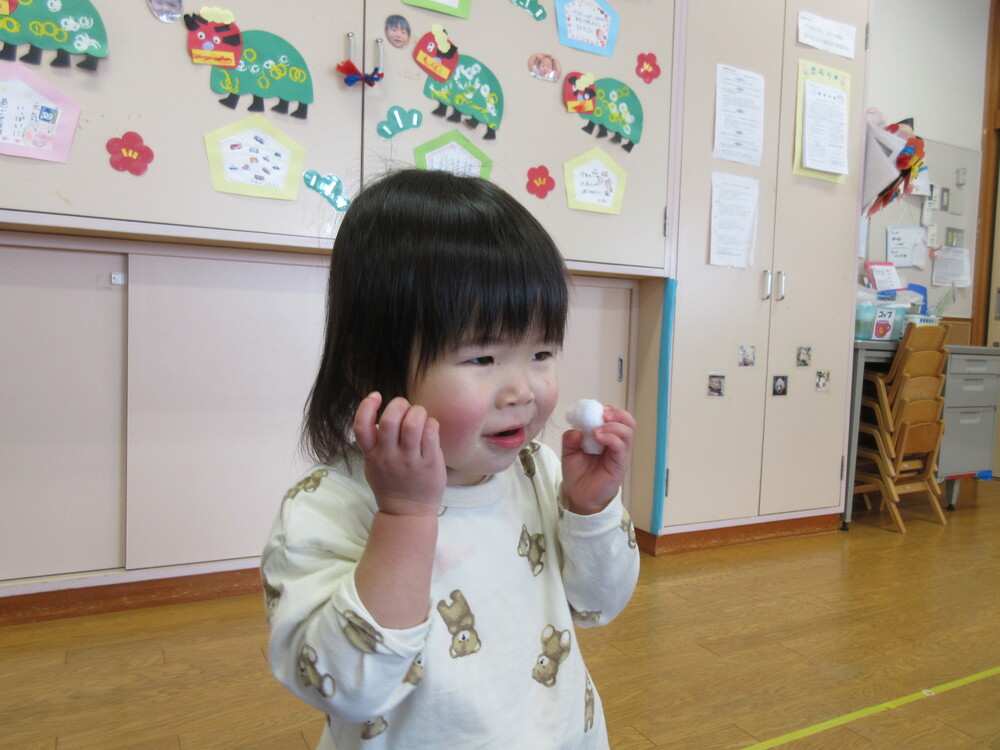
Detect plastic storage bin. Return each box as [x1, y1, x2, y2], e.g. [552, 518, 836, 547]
[855, 303, 909, 341]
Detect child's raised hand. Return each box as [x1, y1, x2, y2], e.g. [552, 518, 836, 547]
[561, 404, 635, 515]
[354, 392, 446, 517]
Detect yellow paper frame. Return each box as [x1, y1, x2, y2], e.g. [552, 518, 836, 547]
[793, 59, 850, 183]
[564, 147, 627, 214]
[204, 114, 305, 200]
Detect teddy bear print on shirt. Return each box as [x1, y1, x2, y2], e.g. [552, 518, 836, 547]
[298, 644, 335, 697]
[342, 610, 385, 654]
[532, 624, 571, 687]
[436, 590, 482, 658]
[517, 524, 546, 576]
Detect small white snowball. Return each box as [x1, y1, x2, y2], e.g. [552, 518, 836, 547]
[566, 398, 605, 454]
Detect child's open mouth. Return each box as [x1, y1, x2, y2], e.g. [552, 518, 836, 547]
[485, 426, 526, 449]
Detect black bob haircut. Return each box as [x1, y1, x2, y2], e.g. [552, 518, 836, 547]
[303, 168, 569, 464]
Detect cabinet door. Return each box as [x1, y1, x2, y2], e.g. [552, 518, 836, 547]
[359, 1, 673, 271]
[757, 0, 868, 516]
[0, 246, 125, 580]
[0, 1, 362, 248]
[544, 277, 634, 506]
[126, 253, 328, 569]
[662, 0, 785, 526]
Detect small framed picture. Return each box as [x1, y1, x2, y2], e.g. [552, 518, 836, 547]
[708, 374, 725, 397]
[772, 376, 788, 396]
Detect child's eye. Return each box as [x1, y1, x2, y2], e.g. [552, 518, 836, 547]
[468, 356, 494, 366]
[533, 351, 554, 361]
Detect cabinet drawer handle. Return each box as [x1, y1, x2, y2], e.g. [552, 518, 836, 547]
[762, 270, 772, 300]
[776, 271, 787, 301]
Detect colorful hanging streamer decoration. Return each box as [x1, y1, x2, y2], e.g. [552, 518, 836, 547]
[336, 60, 384, 87]
[867, 121, 927, 217]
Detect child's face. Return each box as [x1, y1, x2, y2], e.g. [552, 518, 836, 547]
[386, 24, 410, 47]
[408, 335, 559, 486]
[538, 57, 554, 76]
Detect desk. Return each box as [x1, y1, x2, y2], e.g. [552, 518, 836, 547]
[844, 341, 1000, 526]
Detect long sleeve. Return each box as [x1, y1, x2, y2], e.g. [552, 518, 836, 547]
[529, 445, 640, 628]
[261, 464, 430, 722]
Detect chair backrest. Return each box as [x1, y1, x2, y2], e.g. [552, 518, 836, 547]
[890, 420, 945, 480]
[881, 324, 949, 383]
[893, 373, 946, 404]
[900, 348, 947, 376]
[894, 397, 944, 425]
[900, 323, 949, 352]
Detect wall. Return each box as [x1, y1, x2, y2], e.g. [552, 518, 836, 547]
[867, 0, 989, 150]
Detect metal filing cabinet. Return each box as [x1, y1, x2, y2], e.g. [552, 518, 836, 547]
[938, 347, 1000, 507]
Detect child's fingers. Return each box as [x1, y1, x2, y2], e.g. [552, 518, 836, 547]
[421, 416, 442, 459]
[375, 396, 411, 448]
[353, 392, 383, 452]
[602, 404, 637, 431]
[398, 403, 430, 452]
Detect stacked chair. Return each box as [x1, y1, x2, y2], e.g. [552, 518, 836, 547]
[853, 323, 950, 533]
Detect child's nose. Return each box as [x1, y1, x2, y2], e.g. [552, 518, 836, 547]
[499, 372, 535, 406]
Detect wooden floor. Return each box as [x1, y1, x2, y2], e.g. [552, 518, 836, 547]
[3, 482, 1000, 749]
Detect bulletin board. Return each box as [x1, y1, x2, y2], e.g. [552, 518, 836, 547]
[864, 138, 981, 318]
[0, 0, 364, 250]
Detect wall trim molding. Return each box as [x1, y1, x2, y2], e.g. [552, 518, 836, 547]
[0, 568, 263, 626]
[636, 514, 840, 556]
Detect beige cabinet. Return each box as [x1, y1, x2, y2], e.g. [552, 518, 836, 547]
[655, 0, 867, 529]
[0, 236, 636, 579]
[361, 0, 674, 271]
[0, 246, 126, 581]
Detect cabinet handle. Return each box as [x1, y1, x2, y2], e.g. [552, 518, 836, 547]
[617, 357, 624, 382]
[776, 271, 787, 301]
[346, 32, 356, 62]
[376, 37, 385, 70]
[762, 270, 772, 300]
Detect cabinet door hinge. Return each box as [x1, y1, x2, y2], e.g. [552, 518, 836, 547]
[663, 206, 669, 237]
[865, 22, 870, 50]
[840, 455, 845, 480]
[664, 468, 669, 497]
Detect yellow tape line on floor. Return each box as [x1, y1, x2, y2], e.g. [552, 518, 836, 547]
[743, 664, 1000, 749]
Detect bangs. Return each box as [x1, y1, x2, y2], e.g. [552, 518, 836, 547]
[412, 234, 568, 372]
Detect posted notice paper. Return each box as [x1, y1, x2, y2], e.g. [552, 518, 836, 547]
[710, 172, 759, 268]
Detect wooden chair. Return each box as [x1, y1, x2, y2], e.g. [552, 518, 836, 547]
[860, 373, 946, 453]
[864, 323, 949, 381]
[854, 418, 948, 533]
[859, 395, 944, 463]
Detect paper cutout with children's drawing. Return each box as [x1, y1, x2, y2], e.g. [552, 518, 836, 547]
[0, 0, 108, 71]
[403, 0, 471, 19]
[184, 10, 312, 118]
[413, 25, 459, 83]
[572, 76, 642, 152]
[793, 60, 850, 182]
[0, 62, 79, 162]
[563, 72, 596, 113]
[204, 114, 304, 200]
[414, 130, 492, 179]
[377, 106, 422, 138]
[510, 0, 547, 21]
[554, 0, 618, 57]
[106, 132, 154, 175]
[423, 55, 503, 140]
[564, 147, 626, 214]
[303, 171, 350, 211]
